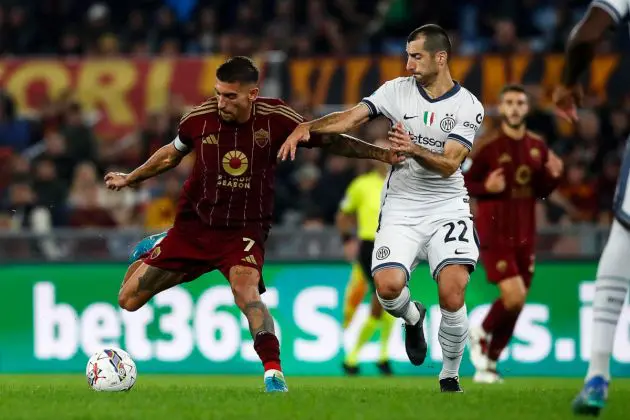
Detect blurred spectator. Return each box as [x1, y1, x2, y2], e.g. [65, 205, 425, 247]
[556, 162, 597, 223]
[595, 153, 621, 225]
[32, 158, 67, 225]
[0, 91, 33, 152]
[144, 174, 180, 232]
[62, 102, 98, 165]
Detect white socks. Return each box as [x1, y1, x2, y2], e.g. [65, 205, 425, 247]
[586, 220, 630, 382]
[438, 305, 469, 380]
[586, 276, 628, 381]
[377, 286, 421, 325]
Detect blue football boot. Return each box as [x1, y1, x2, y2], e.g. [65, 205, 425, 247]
[572, 376, 608, 416]
[264, 369, 288, 393]
[128, 232, 167, 263]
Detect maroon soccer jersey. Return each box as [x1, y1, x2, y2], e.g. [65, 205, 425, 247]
[174, 97, 317, 232]
[464, 129, 559, 249]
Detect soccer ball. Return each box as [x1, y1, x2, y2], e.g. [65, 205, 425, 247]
[86, 347, 137, 392]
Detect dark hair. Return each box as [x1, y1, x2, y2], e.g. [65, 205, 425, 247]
[407, 24, 452, 60]
[216, 56, 259, 84]
[500, 84, 527, 97]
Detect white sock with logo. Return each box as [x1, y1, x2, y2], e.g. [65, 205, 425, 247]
[586, 221, 630, 382]
[439, 305, 469, 380]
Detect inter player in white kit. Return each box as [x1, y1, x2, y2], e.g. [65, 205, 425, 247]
[279, 24, 484, 392]
[553, 0, 630, 416]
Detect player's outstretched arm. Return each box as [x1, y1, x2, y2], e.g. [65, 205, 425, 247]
[389, 122, 468, 177]
[104, 143, 186, 191]
[321, 133, 405, 165]
[554, 5, 617, 122]
[278, 104, 371, 161]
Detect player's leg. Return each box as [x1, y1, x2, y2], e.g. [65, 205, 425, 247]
[481, 275, 527, 383]
[228, 264, 286, 392]
[342, 263, 369, 329]
[469, 250, 520, 380]
[372, 225, 427, 366]
[428, 217, 479, 392]
[374, 294, 395, 375]
[343, 242, 377, 375]
[118, 231, 185, 312]
[573, 219, 630, 415]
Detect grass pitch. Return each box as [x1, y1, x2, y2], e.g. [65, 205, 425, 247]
[0, 375, 628, 420]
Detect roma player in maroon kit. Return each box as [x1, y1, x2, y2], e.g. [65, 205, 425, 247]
[463, 84, 563, 383]
[105, 56, 399, 392]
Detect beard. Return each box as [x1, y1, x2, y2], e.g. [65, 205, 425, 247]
[502, 114, 526, 129]
[413, 68, 438, 87]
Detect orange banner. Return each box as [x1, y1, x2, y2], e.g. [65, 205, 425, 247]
[0, 56, 258, 138]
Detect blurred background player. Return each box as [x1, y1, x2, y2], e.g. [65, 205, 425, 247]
[106, 56, 398, 393]
[337, 138, 395, 376]
[280, 24, 485, 392]
[464, 84, 563, 383]
[553, 0, 630, 415]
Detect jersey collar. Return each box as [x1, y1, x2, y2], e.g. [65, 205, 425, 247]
[416, 80, 461, 103]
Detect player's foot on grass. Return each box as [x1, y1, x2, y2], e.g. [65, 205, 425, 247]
[404, 301, 427, 366]
[342, 362, 359, 376]
[440, 377, 463, 393]
[468, 326, 489, 370]
[376, 360, 393, 376]
[264, 369, 288, 393]
[473, 369, 504, 384]
[572, 376, 608, 416]
[129, 231, 167, 263]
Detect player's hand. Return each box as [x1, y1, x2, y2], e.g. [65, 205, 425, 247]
[278, 123, 311, 161]
[552, 84, 583, 124]
[484, 168, 506, 193]
[104, 172, 131, 191]
[388, 122, 415, 155]
[384, 148, 407, 165]
[342, 238, 358, 262]
[545, 150, 564, 178]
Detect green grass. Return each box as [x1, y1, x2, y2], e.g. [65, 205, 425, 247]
[0, 375, 628, 420]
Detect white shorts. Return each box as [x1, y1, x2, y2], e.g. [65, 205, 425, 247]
[371, 214, 479, 281]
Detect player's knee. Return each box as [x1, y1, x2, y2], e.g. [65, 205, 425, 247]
[502, 288, 526, 312]
[374, 269, 405, 300]
[118, 292, 142, 312]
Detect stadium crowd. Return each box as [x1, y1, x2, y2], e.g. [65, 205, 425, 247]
[0, 0, 627, 244]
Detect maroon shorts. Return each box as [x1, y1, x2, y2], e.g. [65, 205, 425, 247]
[142, 198, 268, 293]
[480, 244, 535, 286]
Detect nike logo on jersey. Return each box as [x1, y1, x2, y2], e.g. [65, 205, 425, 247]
[403, 114, 418, 120]
[454, 249, 469, 255]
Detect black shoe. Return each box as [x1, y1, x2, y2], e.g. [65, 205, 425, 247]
[404, 301, 427, 366]
[440, 377, 463, 393]
[376, 360, 393, 376]
[342, 362, 359, 376]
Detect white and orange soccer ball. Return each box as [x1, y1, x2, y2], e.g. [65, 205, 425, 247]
[86, 347, 137, 392]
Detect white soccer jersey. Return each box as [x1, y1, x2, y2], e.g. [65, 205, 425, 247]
[361, 77, 485, 221]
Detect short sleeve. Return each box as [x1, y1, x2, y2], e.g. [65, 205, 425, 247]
[339, 180, 360, 214]
[173, 112, 195, 153]
[448, 100, 485, 151]
[360, 80, 396, 121]
[591, 0, 629, 23]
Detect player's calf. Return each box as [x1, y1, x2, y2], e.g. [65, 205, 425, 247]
[436, 265, 470, 386]
[118, 263, 184, 312]
[229, 265, 286, 392]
